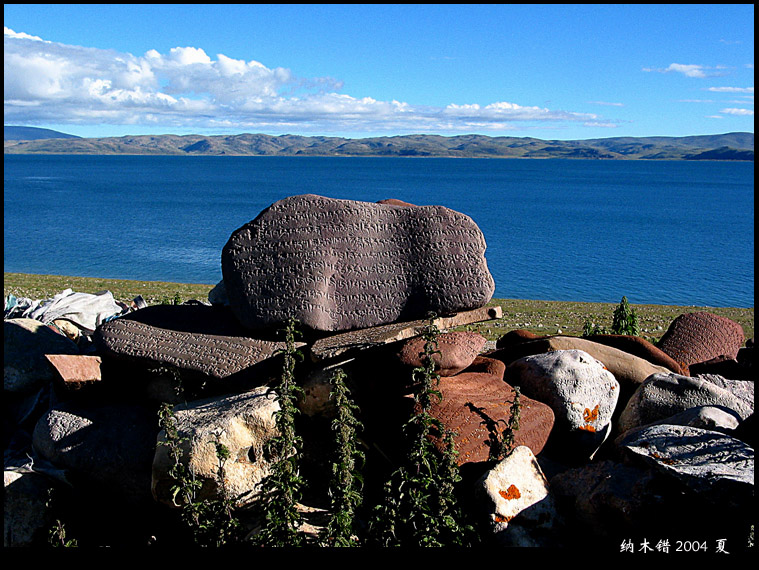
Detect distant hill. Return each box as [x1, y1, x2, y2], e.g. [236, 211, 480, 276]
[4, 126, 81, 141]
[3, 130, 753, 160]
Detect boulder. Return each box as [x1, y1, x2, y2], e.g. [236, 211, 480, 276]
[221, 194, 495, 332]
[617, 372, 754, 435]
[397, 331, 486, 376]
[32, 403, 159, 504]
[152, 386, 280, 507]
[504, 349, 620, 462]
[4, 469, 57, 547]
[490, 336, 671, 392]
[474, 446, 561, 547]
[630, 405, 742, 435]
[657, 312, 745, 369]
[584, 334, 686, 375]
[617, 424, 754, 512]
[550, 460, 664, 539]
[423, 356, 555, 464]
[4, 318, 80, 394]
[297, 359, 355, 418]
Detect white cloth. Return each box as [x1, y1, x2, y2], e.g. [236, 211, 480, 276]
[8, 288, 124, 334]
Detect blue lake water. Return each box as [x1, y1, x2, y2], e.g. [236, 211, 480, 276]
[3, 154, 754, 308]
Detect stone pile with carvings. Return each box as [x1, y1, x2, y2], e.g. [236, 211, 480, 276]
[3, 195, 754, 551]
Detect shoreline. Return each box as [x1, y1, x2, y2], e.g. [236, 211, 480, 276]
[3, 272, 754, 342]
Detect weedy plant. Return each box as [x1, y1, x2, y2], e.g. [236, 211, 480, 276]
[583, 295, 640, 338]
[46, 487, 78, 547]
[466, 386, 521, 463]
[251, 317, 308, 547]
[368, 315, 476, 547]
[611, 295, 640, 336]
[321, 367, 365, 547]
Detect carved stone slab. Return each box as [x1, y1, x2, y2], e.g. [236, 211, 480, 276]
[309, 305, 502, 362]
[93, 305, 292, 382]
[221, 194, 495, 332]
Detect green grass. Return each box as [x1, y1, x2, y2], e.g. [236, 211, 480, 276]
[4, 272, 754, 342]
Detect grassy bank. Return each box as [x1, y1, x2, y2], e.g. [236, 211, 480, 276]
[4, 272, 754, 342]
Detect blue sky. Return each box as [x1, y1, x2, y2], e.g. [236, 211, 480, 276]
[4, 4, 754, 140]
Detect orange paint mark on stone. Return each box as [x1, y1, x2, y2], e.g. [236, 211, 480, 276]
[499, 484, 521, 500]
[583, 405, 600, 423]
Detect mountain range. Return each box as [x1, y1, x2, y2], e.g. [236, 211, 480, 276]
[3, 126, 753, 160]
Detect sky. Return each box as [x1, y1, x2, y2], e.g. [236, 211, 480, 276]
[3, 4, 754, 140]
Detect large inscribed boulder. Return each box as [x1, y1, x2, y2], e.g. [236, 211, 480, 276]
[221, 194, 495, 332]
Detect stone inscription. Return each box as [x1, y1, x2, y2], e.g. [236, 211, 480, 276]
[221, 194, 495, 332]
[94, 318, 288, 380]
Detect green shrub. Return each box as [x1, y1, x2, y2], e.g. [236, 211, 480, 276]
[251, 317, 307, 547]
[322, 367, 365, 546]
[611, 296, 640, 336]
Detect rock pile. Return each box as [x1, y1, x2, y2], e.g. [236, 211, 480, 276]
[4, 195, 754, 551]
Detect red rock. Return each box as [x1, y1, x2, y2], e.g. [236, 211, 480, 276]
[397, 331, 486, 376]
[421, 356, 555, 465]
[44, 354, 102, 387]
[657, 312, 745, 370]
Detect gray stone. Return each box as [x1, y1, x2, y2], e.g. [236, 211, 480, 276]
[4, 469, 57, 547]
[617, 372, 754, 434]
[504, 349, 620, 461]
[618, 424, 754, 511]
[549, 460, 664, 539]
[221, 194, 495, 332]
[491, 335, 672, 391]
[32, 403, 158, 504]
[639, 405, 742, 434]
[93, 305, 291, 384]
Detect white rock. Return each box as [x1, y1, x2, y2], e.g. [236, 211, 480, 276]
[475, 446, 559, 546]
[152, 386, 280, 507]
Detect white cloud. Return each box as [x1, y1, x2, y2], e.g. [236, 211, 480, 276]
[4, 28, 610, 134]
[720, 108, 754, 116]
[643, 63, 729, 78]
[3, 27, 46, 42]
[707, 86, 754, 93]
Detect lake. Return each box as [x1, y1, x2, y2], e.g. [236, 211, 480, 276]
[3, 155, 754, 307]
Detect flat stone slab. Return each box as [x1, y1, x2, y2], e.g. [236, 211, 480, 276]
[44, 354, 102, 387]
[221, 194, 495, 332]
[309, 305, 502, 362]
[93, 305, 294, 382]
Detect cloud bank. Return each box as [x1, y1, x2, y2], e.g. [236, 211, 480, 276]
[4, 27, 605, 134]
